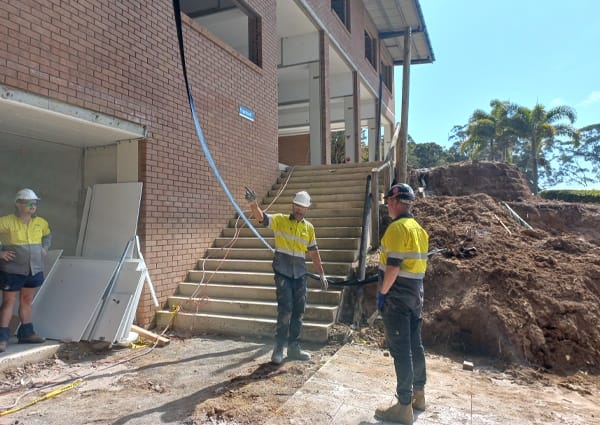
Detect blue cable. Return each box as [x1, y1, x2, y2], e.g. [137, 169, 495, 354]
[172, 0, 273, 252]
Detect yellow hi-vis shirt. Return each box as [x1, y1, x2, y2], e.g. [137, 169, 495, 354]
[263, 213, 317, 279]
[0, 214, 52, 276]
[379, 215, 429, 280]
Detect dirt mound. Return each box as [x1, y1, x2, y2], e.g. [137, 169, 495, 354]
[413, 194, 600, 374]
[410, 161, 533, 201]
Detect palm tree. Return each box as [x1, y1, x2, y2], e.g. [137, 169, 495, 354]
[460, 100, 517, 161]
[512, 104, 580, 193]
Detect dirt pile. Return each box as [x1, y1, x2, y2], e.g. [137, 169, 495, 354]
[412, 194, 600, 374]
[410, 161, 533, 201]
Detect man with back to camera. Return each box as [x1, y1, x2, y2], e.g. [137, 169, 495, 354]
[246, 189, 328, 365]
[374, 183, 429, 424]
[0, 188, 51, 352]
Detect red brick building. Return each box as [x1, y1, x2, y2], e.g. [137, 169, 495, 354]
[0, 0, 433, 325]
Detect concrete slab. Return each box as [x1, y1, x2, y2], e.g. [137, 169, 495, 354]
[268, 344, 501, 425]
[0, 337, 60, 373]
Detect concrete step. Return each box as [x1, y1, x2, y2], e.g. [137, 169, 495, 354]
[167, 296, 338, 322]
[213, 237, 360, 250]
[154, 311, 330, 342]
[229, 216, 363, 228]
[184, 271, 347, 289]
[256, 205, 364, 218]
[271, 174, 367, 186]
[220, 227, 362, 238]
[195, 259, 352, 276]
[204, 247, 357, 262]
[267, 186, 366, 197]
[284, 162, 383, 175]
[177, 282, 342, 304]
[263, 198, 365, 209]
[264, 192, 365, 204]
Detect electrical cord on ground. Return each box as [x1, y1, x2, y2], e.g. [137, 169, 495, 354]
[0, 337, 162, 416]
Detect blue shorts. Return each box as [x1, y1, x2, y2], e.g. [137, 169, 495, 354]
[0, 271, 44, 292]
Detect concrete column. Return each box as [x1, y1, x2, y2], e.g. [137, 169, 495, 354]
[308, 31, 331, 165]
[309, 62, 322, 165]
[343, 95, 355, 162]
[368, 119, 376, 162]
[383, 121, 393, 160]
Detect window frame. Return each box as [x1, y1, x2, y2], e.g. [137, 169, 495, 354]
[181, 0, 262, 67]
[364, 30, 377, 69]
[331, 0, 351, 31]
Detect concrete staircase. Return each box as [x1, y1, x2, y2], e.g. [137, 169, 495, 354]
[155, 162, 382, 342]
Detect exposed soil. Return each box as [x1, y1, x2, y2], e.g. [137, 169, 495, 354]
[1, 161, 599, 424]
[412, 184, 600, 374]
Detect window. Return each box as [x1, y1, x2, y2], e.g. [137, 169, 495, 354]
[331, 0, 350, 30]
[381, 62, 393, 91]
[364, 31, 377, 68]
[181, 0, 262, 66]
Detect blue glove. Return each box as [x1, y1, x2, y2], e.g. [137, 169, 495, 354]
[377, 292, 386, 312]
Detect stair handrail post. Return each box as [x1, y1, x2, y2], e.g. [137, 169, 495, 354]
[370, 169, 380, 249]
[358, 174, 372, 281]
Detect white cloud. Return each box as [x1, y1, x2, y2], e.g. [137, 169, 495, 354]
[549, 97, 565, 107]
[578, 91, 600, 108]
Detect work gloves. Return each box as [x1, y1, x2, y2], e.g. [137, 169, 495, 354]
[376, 292, 386, 312]
[320, 274, 329, 290]
[244, 186, 256, 202]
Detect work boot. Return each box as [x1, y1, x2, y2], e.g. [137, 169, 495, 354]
[375, 401, 413, 424]
[287, 343, 311, 361]
[412, 389, 426, 411]
[17, 323, 46, 344]
[271, 343, 284, 365]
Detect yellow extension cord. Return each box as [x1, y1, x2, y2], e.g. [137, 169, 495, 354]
[0, 379, 85, 417]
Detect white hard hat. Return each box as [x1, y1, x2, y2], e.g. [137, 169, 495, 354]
[15, 188, 40, 202]
[293, 191, 311, 207]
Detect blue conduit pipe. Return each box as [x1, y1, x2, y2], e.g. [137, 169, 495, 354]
[172, 0, 274, 253]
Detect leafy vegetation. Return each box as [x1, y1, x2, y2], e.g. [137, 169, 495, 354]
[539, 189, 600, 203]
[406, 99, 599, 192]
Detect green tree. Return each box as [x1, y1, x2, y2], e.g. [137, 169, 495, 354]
[551, 123, 600, 186]
[331, 130, 345, 163]
[407, 141, 449, 168]
[460, 100, 517, 161]
[512, 104, 580, 193]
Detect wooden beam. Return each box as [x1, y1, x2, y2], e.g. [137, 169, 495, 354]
[131, 324, 170, 347]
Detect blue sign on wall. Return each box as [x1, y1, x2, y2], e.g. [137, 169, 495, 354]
[239, 105, 255, 122]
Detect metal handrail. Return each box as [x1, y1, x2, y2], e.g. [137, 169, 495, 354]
[357, 175, 372, 282]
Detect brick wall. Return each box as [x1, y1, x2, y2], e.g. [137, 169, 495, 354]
[278, 134, 310, 165]
[0, 0, 280, 325]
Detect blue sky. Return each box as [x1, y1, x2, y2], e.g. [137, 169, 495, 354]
[396, 0, 600, 149]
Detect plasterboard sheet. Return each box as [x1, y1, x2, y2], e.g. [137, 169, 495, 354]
[89, 261, 144, 342]
[90, 293, 133, 343]
[117, 267, 147, 343]
[75, 187, 92, 256]
[31, 258, 118, 341]
[80, 182, 142, 260]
